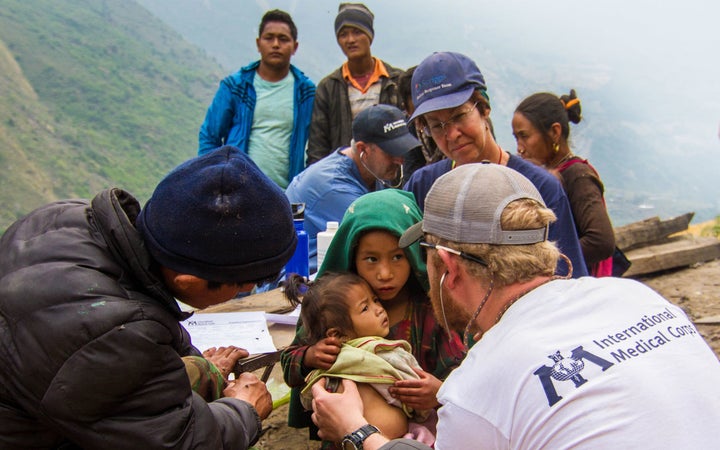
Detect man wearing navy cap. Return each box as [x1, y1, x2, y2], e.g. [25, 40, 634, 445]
[286, 103, 420, 272]
[0, 146, 296, 449]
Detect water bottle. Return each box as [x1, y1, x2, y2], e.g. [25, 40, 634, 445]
[285, 203, 309, 279]
[316, 221, 339, 270]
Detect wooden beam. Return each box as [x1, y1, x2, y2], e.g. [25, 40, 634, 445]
[623, 235, 720, 277]
[200, 288, 290, 314]
[694, 315, 720, 325]
[615, 212, 695, 251]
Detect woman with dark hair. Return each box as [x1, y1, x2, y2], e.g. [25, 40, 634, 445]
[402, 52, 588, 278]
[512, 90, 615, 276]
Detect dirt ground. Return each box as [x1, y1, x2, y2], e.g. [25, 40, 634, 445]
[639, 258, 720, 356]
[252, 257, 720, 449]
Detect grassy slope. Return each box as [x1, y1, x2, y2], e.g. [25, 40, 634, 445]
[0, 0, 225, 233]
[0, 37, 71, 229]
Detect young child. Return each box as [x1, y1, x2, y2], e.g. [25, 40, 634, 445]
[281, 189, 465, 441]
[284, 273, 431, 442]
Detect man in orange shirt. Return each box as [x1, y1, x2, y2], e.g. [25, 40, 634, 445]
[306, 3, 404, 165]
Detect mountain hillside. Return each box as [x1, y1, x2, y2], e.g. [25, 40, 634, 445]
[0, 0, 225, 233]
[0, 38, 61, 229]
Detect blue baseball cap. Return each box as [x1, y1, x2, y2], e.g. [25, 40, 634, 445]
[352, 104, 420, 157]
[409, 52, 488, 122]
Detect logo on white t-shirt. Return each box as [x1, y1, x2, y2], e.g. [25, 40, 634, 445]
[533, 346, 614, 407]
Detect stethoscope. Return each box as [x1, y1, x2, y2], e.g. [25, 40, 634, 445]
[359, 150, 404, 189]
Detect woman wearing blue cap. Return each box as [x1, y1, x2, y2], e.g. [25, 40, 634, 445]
[403, 51, 588, 279]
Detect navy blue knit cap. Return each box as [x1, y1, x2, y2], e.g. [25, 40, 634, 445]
[136, 146, 297, 283]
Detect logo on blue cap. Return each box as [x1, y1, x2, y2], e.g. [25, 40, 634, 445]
[408, 52, 488, 122]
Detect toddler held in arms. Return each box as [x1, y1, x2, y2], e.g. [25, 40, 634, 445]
[283, 273, 432, 446]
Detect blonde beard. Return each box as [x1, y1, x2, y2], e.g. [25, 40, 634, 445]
[428, 271, 472, 333]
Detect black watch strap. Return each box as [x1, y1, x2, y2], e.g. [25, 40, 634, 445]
[341, 424, 380, 450]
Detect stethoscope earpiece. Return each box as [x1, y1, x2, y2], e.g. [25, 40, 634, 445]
[357, 146, 403, 188]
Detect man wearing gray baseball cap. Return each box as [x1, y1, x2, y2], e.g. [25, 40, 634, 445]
[310, 163, 720, 450]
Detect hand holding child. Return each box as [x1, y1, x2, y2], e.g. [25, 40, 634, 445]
[311, 378, 368, 443]
[304, 336, 342, 370]
[389, 367, 442, 410]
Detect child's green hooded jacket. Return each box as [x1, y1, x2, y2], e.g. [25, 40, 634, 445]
[317, 189, 428, 290]
[280, 190, 465, 435]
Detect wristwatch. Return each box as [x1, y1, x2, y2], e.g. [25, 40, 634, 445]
[341, 424, 380, 450]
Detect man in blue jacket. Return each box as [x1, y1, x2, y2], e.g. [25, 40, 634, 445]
[286, 104, 420, 273]
[198, 9, 315, 189]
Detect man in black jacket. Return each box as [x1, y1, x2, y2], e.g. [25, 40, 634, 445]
[306, 2, 404, 164]
[0, 146, 297, 449]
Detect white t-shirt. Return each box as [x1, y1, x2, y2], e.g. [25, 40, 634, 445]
[435, 277, 720, 450]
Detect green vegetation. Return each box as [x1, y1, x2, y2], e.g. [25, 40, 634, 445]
[704, 216, 720, 238]
[0, 0, 225, 233]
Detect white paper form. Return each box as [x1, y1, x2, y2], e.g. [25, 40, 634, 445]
[183, 311, 277, 354]
[265, 305, 301, 325]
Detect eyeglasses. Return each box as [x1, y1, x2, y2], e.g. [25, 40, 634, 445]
[424, 102, 479, 137]
[419, 240, 488, 266]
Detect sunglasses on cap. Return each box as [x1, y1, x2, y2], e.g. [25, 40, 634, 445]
[419, 240, 488, 266]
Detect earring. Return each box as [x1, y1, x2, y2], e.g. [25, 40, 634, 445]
[553, 142, 560, 153]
